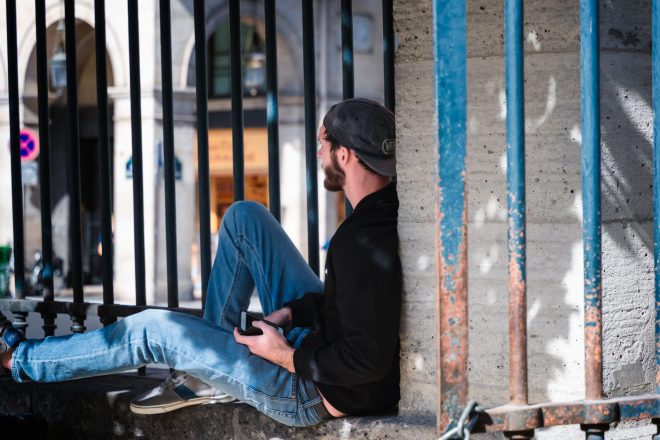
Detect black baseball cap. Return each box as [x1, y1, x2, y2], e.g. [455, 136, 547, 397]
[322, 98, 396, 177]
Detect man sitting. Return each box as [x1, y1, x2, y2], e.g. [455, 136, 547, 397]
[0, 98, 402, 426]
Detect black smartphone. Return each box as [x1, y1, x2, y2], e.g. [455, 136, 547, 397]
[239, 311, 284, 336]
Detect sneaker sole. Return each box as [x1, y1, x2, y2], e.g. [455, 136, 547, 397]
[130, 396, 238, 415]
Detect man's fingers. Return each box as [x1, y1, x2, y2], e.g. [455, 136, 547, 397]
[252, 320, 274, 334]
[234, 327, 248, 345]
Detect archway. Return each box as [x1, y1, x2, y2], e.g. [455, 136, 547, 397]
[22, 19, 115, 288]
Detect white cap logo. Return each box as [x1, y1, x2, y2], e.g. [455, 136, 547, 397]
[381, 139, 396, 155]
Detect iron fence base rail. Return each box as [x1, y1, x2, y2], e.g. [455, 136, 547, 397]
[0, 299, 202, 322]
[473, 394, 660, 434]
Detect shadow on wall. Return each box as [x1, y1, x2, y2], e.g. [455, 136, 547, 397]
[466, 0, 654, 410]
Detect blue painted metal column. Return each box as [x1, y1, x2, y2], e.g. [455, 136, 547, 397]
[580, 0, 603, 401]
[433, 0, 468, 434]
[580, 0, 606, 438]
[505, 0, 528, 407]
[653, 1, 660, 437]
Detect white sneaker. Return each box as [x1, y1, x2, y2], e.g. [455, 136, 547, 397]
[130, 370, 237, 415]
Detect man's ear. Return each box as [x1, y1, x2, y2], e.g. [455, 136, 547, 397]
[338, 146, 351, 164]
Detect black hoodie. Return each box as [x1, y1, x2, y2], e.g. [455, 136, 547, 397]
[286, 182, 402, 415]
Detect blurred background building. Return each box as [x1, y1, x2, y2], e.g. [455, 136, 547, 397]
[0, 0, 389, 305]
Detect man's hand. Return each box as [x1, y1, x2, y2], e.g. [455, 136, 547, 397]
[234, 321, 295, 373]
[264, 307, 291, 327]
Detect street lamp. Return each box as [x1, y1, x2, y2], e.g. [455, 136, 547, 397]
[49, 20, 67, 92]
[243, 51, 265, 96]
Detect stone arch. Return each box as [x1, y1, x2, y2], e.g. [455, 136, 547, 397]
[179, 2, 304, 92]
[17, 0, 126, 95]
[22, 20, 116, 113]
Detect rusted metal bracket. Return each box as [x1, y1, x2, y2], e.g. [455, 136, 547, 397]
[472, 394, 660, 434]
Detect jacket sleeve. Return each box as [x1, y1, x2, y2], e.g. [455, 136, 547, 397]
[285, 292, 324, 328]
[292, 231, 401, 386]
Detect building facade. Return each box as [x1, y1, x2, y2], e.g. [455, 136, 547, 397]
[0, 0, 387, 304]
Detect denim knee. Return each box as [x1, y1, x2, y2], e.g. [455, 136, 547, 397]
[224, 201, 267, 225]
[123, 309, 171, 332]
[221, 201, 269, 238]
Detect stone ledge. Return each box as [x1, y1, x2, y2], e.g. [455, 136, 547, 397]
[0, 372, 436, 439]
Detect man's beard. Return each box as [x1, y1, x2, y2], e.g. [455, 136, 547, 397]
[323, 148, 345, 192]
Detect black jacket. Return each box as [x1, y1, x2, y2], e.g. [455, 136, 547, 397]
[286, 182, 402, 415]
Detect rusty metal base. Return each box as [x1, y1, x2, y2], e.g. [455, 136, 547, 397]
[474, 394, 660, 434]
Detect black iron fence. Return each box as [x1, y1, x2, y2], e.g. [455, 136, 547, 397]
[0, 0, 395, 336]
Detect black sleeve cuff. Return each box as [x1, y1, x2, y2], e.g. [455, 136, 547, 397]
[284, 292, 323, 328]
[293, 346, 317, 381]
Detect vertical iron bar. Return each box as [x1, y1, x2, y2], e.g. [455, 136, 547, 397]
[580, 0, 603, 402]
[341, 0, 354, 99]
[5, 0, 23, 299]
[341, 0, 354, 217]
[35, 0, 56, 336]
[159, 0, 179, 308]
[382, 0, 395, 112]
[65, 0, 86, 333]
[433, 0, 468, 433]
[127, 0, 147, 306]
[95, 0, 116, 326]
[265, 0, 281, 221]
[505, 0, 528, 406]
[654, 0, 660, 402]
[5, 0, 27, 335]
[303, 0, 319, 275]
[194, 0, 211, 307]
[229, 0, 245, 201]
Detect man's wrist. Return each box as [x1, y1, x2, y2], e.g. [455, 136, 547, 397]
[283, 347, 295, 373]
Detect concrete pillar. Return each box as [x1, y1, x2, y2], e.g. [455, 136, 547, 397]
[153, 89, 196, 303]
[0, 97, 13, 246]
[110, 88, 158, 305]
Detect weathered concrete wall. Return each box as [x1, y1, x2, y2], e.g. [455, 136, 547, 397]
[396, 0, 656, 438]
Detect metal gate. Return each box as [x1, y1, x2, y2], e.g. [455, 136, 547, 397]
[434, 1, 660, 439]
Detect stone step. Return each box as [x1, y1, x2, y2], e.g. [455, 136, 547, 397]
[0, 372, 436, 439]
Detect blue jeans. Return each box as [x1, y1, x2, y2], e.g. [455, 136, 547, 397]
[11, 202, 327, 427]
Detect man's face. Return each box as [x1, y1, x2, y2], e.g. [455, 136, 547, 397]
[317, 125, 345, 192]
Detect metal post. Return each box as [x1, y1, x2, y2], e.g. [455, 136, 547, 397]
[159, 0, 179, 308]
[580, 0, 605, 438]
[303, 0, 320, 275]
[35, 0, 56, 336]
[94, 0, 116, 327]
[341, 0, 354, 217]
[127, 0, 147, 307]
[382, 0, 395, 112]
[229, 0, 245, 201]
[580, 0, 603, 401]
[5, 0, 27, 335]
[341, 0, 354, 100]
[65, 0, 86, 333]
[265, 0, 281, 221]
[194, 0, 212, 307]
[505, 0, 528, 408]
[433, 0, 468, 433]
